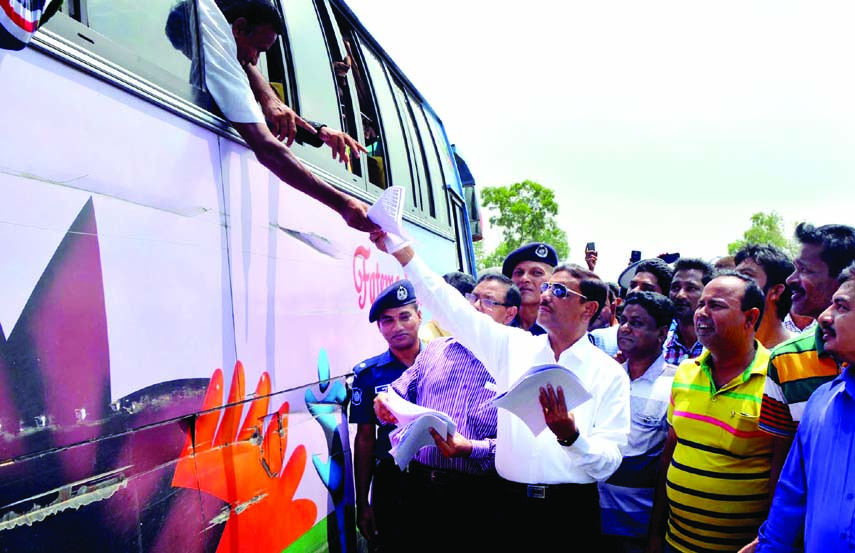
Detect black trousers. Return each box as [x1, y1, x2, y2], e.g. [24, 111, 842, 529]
[370, 460, 410, 552]
[495, 478, 603, 550]
[403, 461, 502, 553]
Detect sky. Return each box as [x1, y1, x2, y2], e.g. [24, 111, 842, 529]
[345, 0, 855, 282]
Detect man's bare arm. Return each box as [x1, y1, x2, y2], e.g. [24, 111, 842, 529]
[231, 121, 376, 232]
[243, 63, 314, 146]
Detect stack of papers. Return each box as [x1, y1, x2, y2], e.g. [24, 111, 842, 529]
[383, 390, 457, 469]
[367, 186, 412, 253]
[491, 364, 592, 436]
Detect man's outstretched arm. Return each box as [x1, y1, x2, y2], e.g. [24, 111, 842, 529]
[231, 121, 376, 231]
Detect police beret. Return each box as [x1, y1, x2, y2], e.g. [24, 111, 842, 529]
[368, 280, 417, 322]
[502, 243, 559, 277]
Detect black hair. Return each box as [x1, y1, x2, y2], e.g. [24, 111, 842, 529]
[839, 262, 855, 286]
[553, 263, 608, 323]
[734, 244, 794, 321]
[216, 0, 284, 34]
[443, 271, 476, 297]
[795, 222, 855, 279]
[476, 273, 522, 309]
[673, 258, 716, 285]
[165, 0, 193, 57]
[607, 282, 620, 303]
[716, 271, 766, 331]
[635, 258, 675, 293]
[622, 291, 675, 329]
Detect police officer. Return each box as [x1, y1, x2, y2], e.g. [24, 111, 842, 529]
[350, 280, 422, 550]
[502, 242, 559, 335]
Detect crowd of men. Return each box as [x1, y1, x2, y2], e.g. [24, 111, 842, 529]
[350, 224, 855, 553]
[180, 2, 855, 551]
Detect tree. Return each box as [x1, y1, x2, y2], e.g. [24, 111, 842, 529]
[475, 180, 569, 270]
[727, 211, 799, 257]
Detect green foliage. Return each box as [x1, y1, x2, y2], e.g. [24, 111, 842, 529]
[727, 211, 799, 257]
[475, 180, 569, 270]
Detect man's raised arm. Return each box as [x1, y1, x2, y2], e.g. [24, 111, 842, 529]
[370, 237, 515, 378]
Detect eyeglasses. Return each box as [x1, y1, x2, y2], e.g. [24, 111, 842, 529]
[540, 282, 588, 301]
[465, 293, 511, 309]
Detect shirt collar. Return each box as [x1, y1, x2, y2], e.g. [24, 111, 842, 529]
[382, 342, 423, 367]
[624, 354, 670, 383]
[694, 341, 769, 390]
[835, 363, 854, 397]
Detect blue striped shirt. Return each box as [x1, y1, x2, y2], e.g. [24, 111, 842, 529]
[390, 337, 497, 474]
[599, 355, 676, 539]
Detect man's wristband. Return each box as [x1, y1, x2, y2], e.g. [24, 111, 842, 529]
[557, 431, 580, 447]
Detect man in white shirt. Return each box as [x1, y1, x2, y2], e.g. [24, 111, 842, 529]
[190, 0, 376, 232]
[369, 232, 630, 546]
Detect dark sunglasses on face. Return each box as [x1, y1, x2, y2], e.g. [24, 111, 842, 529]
[540, 282, 588, 301]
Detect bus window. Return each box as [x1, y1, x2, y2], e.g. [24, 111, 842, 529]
[390, 78, 427, 213]
[361, 44, 416, 209]
[86, 0, 193, 85]
[48, 0, 205, 101]
[328, 7, 385, 187]
[411, 100, 451, 227]
[279, 0, 361, 184]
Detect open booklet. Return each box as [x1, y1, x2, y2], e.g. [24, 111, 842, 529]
[490, 364, 592, 437]
[367, 185, 412, 253]
[383, 389, 457, 470]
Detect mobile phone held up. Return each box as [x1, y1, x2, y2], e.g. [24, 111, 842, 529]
[630, 250, 641, 263]
[585, 242, 596, 252]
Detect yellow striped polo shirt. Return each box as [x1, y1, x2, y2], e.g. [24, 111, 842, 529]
[665, 345, 773, 552]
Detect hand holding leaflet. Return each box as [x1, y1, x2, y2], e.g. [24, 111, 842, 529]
[367, 186, 412, 253]
[491, 363, 591, 437]
[383, 390, 457, 469]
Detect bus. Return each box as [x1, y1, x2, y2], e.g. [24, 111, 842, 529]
[0, 0, 479, 551]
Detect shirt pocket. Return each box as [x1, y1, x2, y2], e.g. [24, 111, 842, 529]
[719, 410, 762, 457]
[629, 408, 668, 454]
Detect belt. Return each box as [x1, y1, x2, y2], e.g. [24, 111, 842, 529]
[407, 461, 491, 485]
[499, 479, 597, 500]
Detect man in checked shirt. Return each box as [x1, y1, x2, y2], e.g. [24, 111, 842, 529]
[373, 273, 521, 553]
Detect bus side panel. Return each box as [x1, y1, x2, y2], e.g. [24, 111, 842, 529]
[217, 138, 408, 551]
[0, 47, 402, 552]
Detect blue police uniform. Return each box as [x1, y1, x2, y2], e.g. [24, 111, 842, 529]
[349, 280, 420, 550]
[349, 350, 413, 460]
[503, 242, 557, 337]
[510, 315, 547, 336]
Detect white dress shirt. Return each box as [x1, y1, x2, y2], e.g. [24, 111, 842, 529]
[405, 255, 630, 484]
[198, 0, 265, 123]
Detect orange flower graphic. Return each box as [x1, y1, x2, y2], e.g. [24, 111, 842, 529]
[172, 361, 317, 552]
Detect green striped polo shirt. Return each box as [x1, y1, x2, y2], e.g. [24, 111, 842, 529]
[759, 325, 841, 438]
[665, 345, 773, 552]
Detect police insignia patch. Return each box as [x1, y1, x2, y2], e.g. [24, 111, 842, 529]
[535, 245, 548, 258]
[352, 387, 362, 406]
[396, 285, 408, 301]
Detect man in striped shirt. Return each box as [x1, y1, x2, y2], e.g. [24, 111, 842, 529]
[648, 272, 773, 553]
[374, 273, 520, 552]
[600, 291, 677, 553]
[739, 223, 855, 552]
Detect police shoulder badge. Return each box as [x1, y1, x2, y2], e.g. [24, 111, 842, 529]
[352, 387, 362, 406]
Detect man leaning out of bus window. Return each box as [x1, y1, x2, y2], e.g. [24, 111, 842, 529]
[166, 0, 376, 232]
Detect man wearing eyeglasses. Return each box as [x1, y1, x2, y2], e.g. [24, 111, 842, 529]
[369, 232, 630, 548]
[373, 273, 520, 552]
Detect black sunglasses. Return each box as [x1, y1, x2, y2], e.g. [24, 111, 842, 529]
[540, 282, 587, 300]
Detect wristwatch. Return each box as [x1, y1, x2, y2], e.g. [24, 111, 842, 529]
[557, 431, 580, 447]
